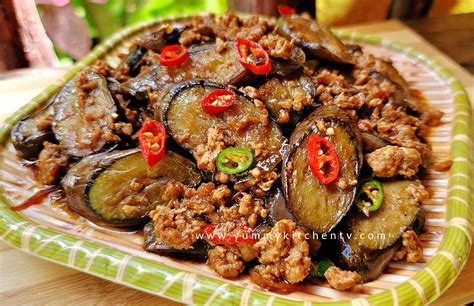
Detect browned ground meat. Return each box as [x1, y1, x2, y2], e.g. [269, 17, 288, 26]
[234, 169, 279, 197]
[207, 245, 245, 278]
[324, 266, 361, 291]
[194, 126, 226, 171]
[149, 182, 232, 249]
[212, 193, 267, 228]
[213, 12, 274, 42]
[258, 34, 295, 60]
[366, 145, 423, 178]
[179, 15, 216, 47]
[406, 181, 430, 205]
[393, 230, 423, 262]
[254, 220, 311, 284]
[311, 48, 436, 161]
[36, 142, 69, 185]
[149, 205, 206, 250]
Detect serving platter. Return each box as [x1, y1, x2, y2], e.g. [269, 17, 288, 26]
[0, 15, 472, 305]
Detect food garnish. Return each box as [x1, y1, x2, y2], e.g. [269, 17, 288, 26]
[307, 134, 339, 185]
[235, 38, 272, 75]
[216, 147, 254, 174]
[137, 120, 167, 168]
[201, 89, 236, 115]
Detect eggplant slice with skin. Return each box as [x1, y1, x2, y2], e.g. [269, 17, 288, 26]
[157, 79, 284, 175]
[52, 68, 118, 158]
[269, 46, 306, 77]
[331, 180, 425, 281]
[259, 72, 316, 125]
[277, 15, 354, 64]
[120, 43, 250, 100]
[143, 221, 209, 260]
[12, 101, 56, 160]
[62, 148, 201, 227]
[282, 106, 363, 233]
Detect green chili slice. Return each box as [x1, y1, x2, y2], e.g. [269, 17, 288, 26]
[356, 179, 384, 217]
[309, 258, 334, 278]
[217, 147, 254, 174]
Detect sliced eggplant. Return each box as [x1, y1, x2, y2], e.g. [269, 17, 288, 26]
[361, 132, 389, 153]
[332, 180, 425, 281]
[12, 102, 56, 160]
[368, 71, 407, 109]
[282, 106, 363, 233]
[52, 68, 118, 158]
[135, 24, 186, 52]
[118, 45, 147, 77]
[259, 72, 316, 125]
[266, 187, 294, 225]
[62, 148, 201, 227]
[347, 180, 424, 250]
[270, 46, 306, 76]
[277, 15, 354, 64]
[120, 43, 250, 100]
[144, 221, 208, 259]
[157, 80, 284, 174]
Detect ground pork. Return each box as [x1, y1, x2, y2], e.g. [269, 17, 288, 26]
[311, 49, 433, 162]
[324, 266, 361, 291]
[149, 205, 206, 250]
[258, 34, 295, 60]
[254, 220, 311, 284]
[234, 169, 279, 197]
[213, 12, 274, 42]
[366, 145, 423, 178]
[393, 230, 423, 262]
[179, 15, 216, 46]
[194, 126, 226, 171]
[36, 142, 69, 185]
[207, 245, 245, 279]
[149, 182, 232, 250]
[213, 193, 267, 228]
[405, 181, 430, 204]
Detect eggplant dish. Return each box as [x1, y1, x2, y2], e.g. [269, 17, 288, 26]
[11, 11, 444, 292]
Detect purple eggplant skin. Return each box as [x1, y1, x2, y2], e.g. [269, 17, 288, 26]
[266, 187, 295, 225]
[119, 43, 251, 100]
[118, 45, 147, 77]
[62, 148, 201, 228]
[135, 24, 186, 52]
[277, 15, 354, 65]
[11, 102, 56, 160]
[361, 132, 389, 153]
[156, 79, 284, 175]
[52, 68, 118, 158]
[282, 106, 363, 234]
[144, 221, 209, 260]
[269, 46, 306, 77]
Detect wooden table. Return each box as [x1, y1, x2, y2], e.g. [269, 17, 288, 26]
[0, 19, 473, 305]
[405, 13, 474, 74]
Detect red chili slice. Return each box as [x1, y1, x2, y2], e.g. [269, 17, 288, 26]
[235, 38, 272, 75]
[201, 89, 236, 115]
[308, 134, 339, 185]
[159, 45, 188, 67]
[277, 4, 296, 15]
[203, 224, 257, 244]
[137, 120, 167, 168]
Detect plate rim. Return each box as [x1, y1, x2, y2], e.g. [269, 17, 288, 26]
[0, 15, 472, 306]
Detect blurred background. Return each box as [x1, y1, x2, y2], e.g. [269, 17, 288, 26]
[1, 0, 473, 71]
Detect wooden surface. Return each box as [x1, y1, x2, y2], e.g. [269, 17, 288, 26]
[0, 19, 473, 305]
[405, 13, 474, 74]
